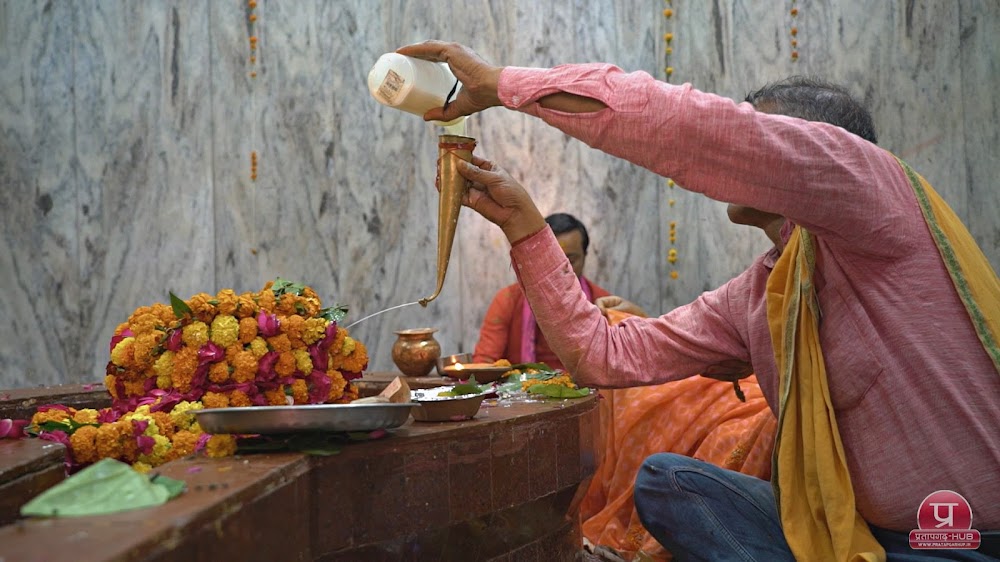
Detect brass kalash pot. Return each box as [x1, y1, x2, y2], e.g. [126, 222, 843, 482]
[418, 134, 477, 306]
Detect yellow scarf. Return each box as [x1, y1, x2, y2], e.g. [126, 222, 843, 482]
[766, 157, 1000, 561]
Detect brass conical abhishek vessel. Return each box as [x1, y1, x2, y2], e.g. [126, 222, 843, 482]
[419, 134, 476, 306]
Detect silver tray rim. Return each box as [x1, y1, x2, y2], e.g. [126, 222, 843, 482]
[192, 402, 416, 434]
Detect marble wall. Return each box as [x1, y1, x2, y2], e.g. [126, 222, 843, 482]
[1, 1, 997, 388]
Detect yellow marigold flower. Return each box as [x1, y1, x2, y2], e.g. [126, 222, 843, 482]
[341, 336, 356, 356]
[132, 462, 153, 474]
[202, 391, 229, 409]
[72, 408, 99, 425]
[182, 321, 210, 348]
[302, 318, 326, 345]
[111, 337, 136, 367]
[236, 293, 258, 319]
[153, 350, 174, 380]
[248, 337, 269, 358]
[208, 361, 231, 384]
[210, 315, 240, 348]
[206, 434, 238, 458]
[187, 292, 217, 322]
[267, 334, 291, 353]
[292, 349, 312, 374]
[238, 316, 258, 344]
[170, 400, 204, 430]
[290, 379, 309, 404]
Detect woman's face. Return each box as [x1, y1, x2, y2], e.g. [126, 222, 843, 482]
[556, 229, 587, 277]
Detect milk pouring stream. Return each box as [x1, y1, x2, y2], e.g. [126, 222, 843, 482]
[368, 53, 466, 130]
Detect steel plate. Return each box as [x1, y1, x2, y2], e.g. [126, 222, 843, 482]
[193, 403, 415, 434]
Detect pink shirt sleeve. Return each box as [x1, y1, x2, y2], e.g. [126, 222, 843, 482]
[510, 227, 754, 387]
[498, 64, 922, 256]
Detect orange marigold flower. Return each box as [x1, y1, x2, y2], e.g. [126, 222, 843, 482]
[202, 391, 229, 409]
[72, 408, 99, 425]
[256, 289, 276, 312]
[236, 293, 258, 318]
[128, 312, 161, 336]
[238, 316, 258, 344]
[340, 340, 369, 373]
[229, 390, 252, 407]
[334, 383, 358, 404]
[187, 293, 217, 323]
[215, 289, 239, 316]
[132, 331, 161, 370]
[104, 374, 119, 399]
[151, 411, 176, 440]
[277, 294, 298, 315]
[168, 430, 200, 460]
[226, 343, 243, 362]
[96, 422, 126, 460]
[206, 434, 238, 458]
[123, 378, 146, 398]
[208, 361, 231, 384]
[171, 347, 199, 392]
[231, 350, 258, 383]
[70, 425, 100, 464]
[267, 334, 292, 354]
[327, 371, 348, 402]
[290, 379, 309, 404]
[283, 315, 305, 344]
[264, 388, 288, 406]
[299, 296, 321, 318]
[275, 351, 297, 377]
[150, 303, 175, 326]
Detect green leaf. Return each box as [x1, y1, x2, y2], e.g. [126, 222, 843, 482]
[319, 304, 349, 323]
[525, 384, 591, 399]
[169, 291, 192, 319]
[439, 380, 482, 397]
[20, 459, 174, 517]
[149, 473, 187, 499]
[37, 419, 96, 434]
[271, 278, 306, 297]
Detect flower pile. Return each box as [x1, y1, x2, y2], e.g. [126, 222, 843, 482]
[28, 400, 235, 473]
[10, 279, 370, 474]
[105, 279, 366, 412]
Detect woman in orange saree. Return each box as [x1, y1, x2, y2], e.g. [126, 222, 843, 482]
[579, 311, 777, 561]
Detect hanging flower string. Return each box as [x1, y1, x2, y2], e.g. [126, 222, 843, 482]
[248, 0, 260, 254]
[662, 2, 681, 280]
[789, 0, 800, 62]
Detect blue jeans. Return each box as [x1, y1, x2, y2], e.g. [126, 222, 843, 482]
[633, 453, 999, 561]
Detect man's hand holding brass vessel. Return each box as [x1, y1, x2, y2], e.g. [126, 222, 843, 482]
[455, 155, 547, 244]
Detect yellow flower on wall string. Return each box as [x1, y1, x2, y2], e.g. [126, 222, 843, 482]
[663, 2, 681, 280]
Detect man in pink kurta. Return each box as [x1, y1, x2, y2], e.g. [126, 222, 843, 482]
[398, 41, 1000, 560]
